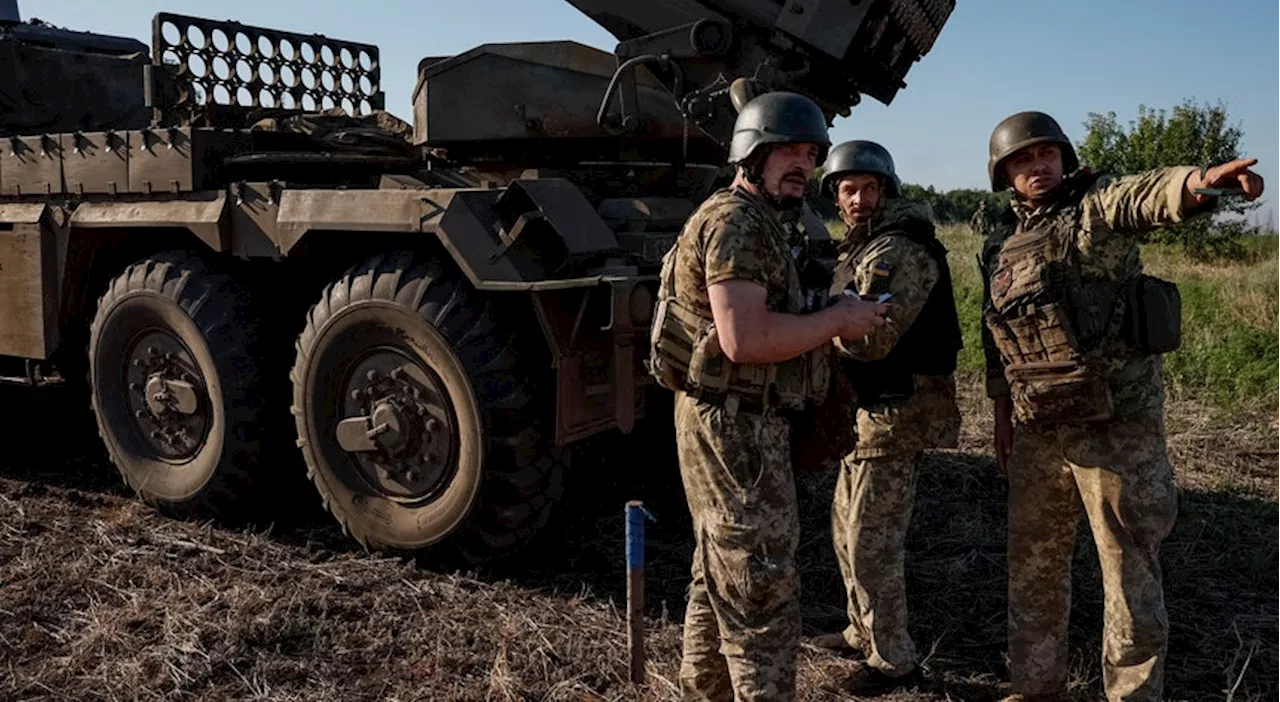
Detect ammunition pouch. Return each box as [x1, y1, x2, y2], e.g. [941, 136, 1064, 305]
[1123, 274, 1182, 355]
[687, 320, 830, 411]
[1005, 359, 1113, 424]
[648, 293, 831, 411]
[647, 294, 700, 393]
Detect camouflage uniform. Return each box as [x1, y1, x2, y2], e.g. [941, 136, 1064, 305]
[827, 199, 960, 676]
[980, 166, 1217, 702]
[669, 185, 807, 701]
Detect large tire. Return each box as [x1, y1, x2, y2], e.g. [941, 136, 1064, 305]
[290, 251, 564, 563]
[88, 251, 264, 519]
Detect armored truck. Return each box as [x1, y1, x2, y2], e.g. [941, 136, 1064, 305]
[0, 0, 953, 563]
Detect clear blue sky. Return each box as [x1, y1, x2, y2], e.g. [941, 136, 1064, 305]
[25, 0, 1280, 224]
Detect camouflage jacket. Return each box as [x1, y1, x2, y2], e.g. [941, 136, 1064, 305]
[832, 199, 961, 455]
[833, 199, 946, 362]
[979, 165, 1218, 416]
[669, 185, 805, 321]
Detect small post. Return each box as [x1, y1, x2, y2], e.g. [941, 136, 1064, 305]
[626, 500, 652, 684]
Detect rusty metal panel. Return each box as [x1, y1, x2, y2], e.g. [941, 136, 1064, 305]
[531, 287, 618, 444]
[2, 134, 64, 196]
[0, 203, 60, 358]
[274, 188, 436, 254]
[127, 127, 249, 194]
[69, 193, 229, 251]
[64, 130, 130, 196]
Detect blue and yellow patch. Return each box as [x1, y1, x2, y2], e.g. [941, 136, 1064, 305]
[872, 261, 895, 278]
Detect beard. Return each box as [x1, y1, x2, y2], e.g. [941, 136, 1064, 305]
[764, 174, 808, 211]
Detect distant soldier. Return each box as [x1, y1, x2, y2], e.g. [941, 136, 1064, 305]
[979, 111, 1265, 702]
[808, 139, 963, 693]
[971, 198, 990, 237]
[648, 93, 887, 701]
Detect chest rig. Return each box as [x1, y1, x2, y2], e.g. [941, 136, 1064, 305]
[984, 176, 1122, 424]
[646, 192, 831, 413]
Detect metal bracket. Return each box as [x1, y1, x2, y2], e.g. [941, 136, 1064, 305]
[488, 209, 546, 263]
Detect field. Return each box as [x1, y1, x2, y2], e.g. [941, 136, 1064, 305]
[1, 226, 1275, 701]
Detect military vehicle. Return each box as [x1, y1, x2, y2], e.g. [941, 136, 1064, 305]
[0, 0, 953, 563]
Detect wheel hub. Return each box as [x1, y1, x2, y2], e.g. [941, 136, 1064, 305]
[124, 331, 210, 461]
[334, 350, 457, 501]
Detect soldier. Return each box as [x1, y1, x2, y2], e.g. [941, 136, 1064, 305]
[806, 140, 963, 692]
[971, 198, 990, 237]
[647, 92, 888, 701]
[978, 111, 1265, 702]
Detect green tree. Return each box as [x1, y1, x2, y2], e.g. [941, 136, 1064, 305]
[1076, 99, 1262, 260]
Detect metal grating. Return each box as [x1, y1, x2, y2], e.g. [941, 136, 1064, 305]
[151, 12, 384, 121]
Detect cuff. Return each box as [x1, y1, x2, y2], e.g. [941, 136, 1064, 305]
[1169, 165, 1219, 222]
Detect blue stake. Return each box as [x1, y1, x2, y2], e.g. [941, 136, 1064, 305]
[626, 500, 655, 684]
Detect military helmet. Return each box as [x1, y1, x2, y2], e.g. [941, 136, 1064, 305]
[987, 111, 1079, 191]
[727, 91, 831, 166]
[820, 140, 901, 197]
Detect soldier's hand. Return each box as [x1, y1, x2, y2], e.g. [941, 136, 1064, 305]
[831, 296, 887, 340]
[1195, 157, 1266, 201]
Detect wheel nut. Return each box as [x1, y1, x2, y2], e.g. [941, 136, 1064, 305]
[425, 418, 439, 432]
[389, 367, 402, 380]
[147, 346, 158, 356]
[350, 389, 363, 401]
[366, 369, 379, 382]
[129, 382, 141, 392]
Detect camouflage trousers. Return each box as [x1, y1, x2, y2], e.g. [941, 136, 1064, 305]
[828, 375, 958, 676]
[674, 391, 802, 702]
[830, 450, 920, 676]
[1007, 407, 1178, 702]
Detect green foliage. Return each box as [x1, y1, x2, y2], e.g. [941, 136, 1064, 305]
[1076, 98, 1265, 261]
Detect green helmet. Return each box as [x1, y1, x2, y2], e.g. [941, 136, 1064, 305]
[987, 111, 1079, 191]
[727, 91, 831, 166]
[820, 140, 901, 197]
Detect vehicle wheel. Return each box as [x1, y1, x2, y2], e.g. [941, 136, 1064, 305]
[88, 251, 264, 519]
[291, 251, 564, 562]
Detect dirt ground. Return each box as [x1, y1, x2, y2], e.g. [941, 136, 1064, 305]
[1, 384, 1275, 702]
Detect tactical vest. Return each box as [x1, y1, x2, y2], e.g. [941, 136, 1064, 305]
[647, 192, 831, 412]
[831, 216, 963, 406]
[983, 171, 1183, 425]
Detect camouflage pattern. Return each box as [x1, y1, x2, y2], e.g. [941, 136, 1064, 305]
[668, 185, 805, 320]
[979, 165, 1212, 405]
[979, 165, 1219, 702]
[825, 199, 960, 676]
[1006, 406, 1177, 702]
[669, 184, 805, 701]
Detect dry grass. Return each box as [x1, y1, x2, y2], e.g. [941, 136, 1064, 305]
[1, 379, 1275, 702]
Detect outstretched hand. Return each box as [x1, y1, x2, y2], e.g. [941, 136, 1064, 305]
[1191, 157, 1266, 202]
